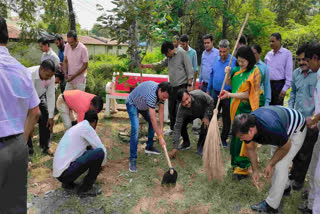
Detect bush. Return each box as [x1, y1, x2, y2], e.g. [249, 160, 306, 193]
[85, 49, 167, 101]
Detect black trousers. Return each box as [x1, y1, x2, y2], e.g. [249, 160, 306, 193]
[169, 84, 187, 130]
[270, 80, 285, 105]
[0, 134, 28, 214]
[181, 116, 211, 150]
[27, 94, 51, 151]
[213, 90, 231, 142]
[58, 148, 104, 189]
[289, 127, 319, 184]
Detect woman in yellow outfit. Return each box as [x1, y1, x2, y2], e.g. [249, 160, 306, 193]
[220, 46, 261, 180]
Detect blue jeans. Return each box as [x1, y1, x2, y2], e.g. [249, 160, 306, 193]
[126, 103, 155, 161]
[58, 148, 105, 189]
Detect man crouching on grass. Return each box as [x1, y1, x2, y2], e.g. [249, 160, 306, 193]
[232, 106, 306, 213]
[53, 110, 107, 197]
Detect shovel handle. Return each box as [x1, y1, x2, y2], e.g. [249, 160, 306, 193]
[162, 145, 173, 168]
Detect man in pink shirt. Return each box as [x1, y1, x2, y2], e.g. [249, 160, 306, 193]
[56, 90, 103, 130]
[63, 30, 89, 91]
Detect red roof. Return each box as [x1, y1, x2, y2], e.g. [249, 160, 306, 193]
[7, 24, 20, 39]
[62, 34, 106, 45]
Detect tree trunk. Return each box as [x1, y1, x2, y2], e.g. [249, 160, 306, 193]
[222, 0, 229, 39]
[67, 0, 76, 31]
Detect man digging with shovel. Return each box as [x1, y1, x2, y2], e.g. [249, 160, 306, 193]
[232, 106, 307, 213]
[126, 81, 172, 172]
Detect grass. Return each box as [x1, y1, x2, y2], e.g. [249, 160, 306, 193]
[27, 112, 304, 214]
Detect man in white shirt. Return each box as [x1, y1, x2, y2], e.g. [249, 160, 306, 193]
[27, 59, 56, 154]
[38, 37, 60, 68]
[53, 110, 107, 196]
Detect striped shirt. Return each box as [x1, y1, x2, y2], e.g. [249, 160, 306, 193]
[250, 106, 305, 147]
[126, 81, 162, 110]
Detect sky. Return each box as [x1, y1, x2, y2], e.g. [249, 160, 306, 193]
[72, 0, 115, 30]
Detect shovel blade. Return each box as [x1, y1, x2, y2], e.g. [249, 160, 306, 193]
[161, 168, 178, 185]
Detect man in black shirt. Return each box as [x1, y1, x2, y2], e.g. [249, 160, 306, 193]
[232, 106, 306, 213]
[169, 89, 214, 158]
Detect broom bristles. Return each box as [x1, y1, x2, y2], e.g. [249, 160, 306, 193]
[203, 109, 225, 181]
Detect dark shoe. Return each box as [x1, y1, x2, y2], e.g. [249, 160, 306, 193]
[42, 148, 54, 156]
[221, 140, 228, 148]
[178, 143, 191, 151]
[145, 146, 160, 155]
[302, 189, 309, 200]
[77, 184, 102, 197]
[251, 200, 278, 213]
[129, 160, 137, 172]
[292, 181, 304, 191]
[28, 147, 34, 155]
[62, 182, 78, 190]
[298, 205, 312, 214]
[283, 186, 291, 196]
[232, 173, 248, 181]
[298, 201, 309, 211]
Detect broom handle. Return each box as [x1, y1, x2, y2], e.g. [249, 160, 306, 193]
[163, 145, 173, 168]
[215, 13, 250, 110]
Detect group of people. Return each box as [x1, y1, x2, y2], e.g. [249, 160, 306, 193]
[0, 16, 108, 213]
[1, 12, 320, 213]
[132, 33, 320, 213]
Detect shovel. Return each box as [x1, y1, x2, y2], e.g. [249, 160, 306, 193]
[161, 145, 178, 185]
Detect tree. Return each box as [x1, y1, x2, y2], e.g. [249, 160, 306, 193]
[97, 0, 180, 78]
[0, 0, 39, 40]
[39, 0, 69, 34]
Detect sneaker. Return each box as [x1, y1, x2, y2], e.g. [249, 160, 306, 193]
[232, 173, 248, 181]
[302, 189, 309, 200]
[251, 200, 278, 213]
[283, 186, 291, 196]
[178, 143, 191, 151]
[129, 160, 137, 172]
[42, 148, 54, 156]
[292, 181, 304, 191]
[77, 184, 102, 197]
[164, 129, 173, 136]
[145, 146, 160, 155]
[221, 141, 228, 148]
[298, 205, 312, 214]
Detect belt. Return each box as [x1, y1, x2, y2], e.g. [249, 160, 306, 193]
[0, 133, 21, 142]
[270, 79, 285, 83]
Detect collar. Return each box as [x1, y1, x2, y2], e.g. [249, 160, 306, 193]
[273, 46, 284, 55]
[205, 47, 215, 55]
[34, 67, 41, 80]
[257, 59, 263, 65]
[299, 67, 312, 74]
[219, 54, 231, 62]
[0, 46, 9, 54]
[43, 48, 52, 55]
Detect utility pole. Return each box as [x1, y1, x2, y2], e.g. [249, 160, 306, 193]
[67, 0, 76, 31]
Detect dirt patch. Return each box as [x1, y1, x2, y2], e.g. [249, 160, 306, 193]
[98, 158, 129, 197]
[28, 167, 60, 197]
[132, 178, 184, 214]
[178, 202, 211, 214]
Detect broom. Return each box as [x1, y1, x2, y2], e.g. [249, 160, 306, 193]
[203, 14, 250, 181]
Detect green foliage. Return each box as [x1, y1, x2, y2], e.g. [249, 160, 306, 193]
[85, 54, 124, 101]
[39, 0, 69, 34]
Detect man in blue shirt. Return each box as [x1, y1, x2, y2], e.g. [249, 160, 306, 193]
[54, 34, 66, 93]
[251, 44, 271, 106]
[287, 44, 318, 192]
[232, 106, 306, 213]
[199, 34, 219, 92]
[207, 39, 236, 147]
[180, 35, 198, 89]
[126, 81, 172, 172]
